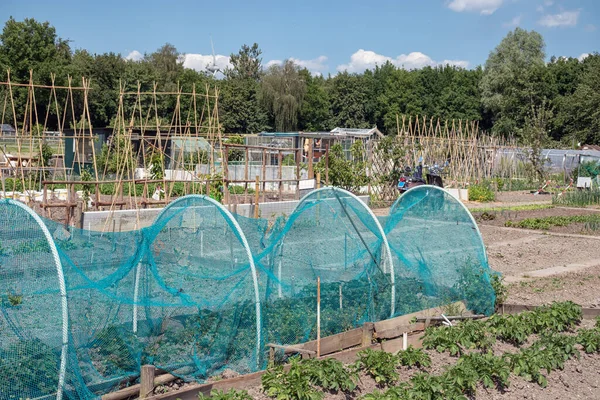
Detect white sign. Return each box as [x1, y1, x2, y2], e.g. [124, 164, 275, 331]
[298, 179, 316, 190]
[577, 177, 592, 189]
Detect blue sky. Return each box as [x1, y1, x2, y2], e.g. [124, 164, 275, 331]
[1, 0, 598, 75]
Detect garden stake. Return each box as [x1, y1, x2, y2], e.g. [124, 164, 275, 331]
[254, 175, 259, 218]
[317, 276, 321, 357]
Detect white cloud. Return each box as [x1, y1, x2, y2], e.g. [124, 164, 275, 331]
[440, 59, 470, 68]
[503, 14, 523, 27]
[182, 53, 232, 74]
[290, 56, 328, 74]
[585, 24, 597, 32]
[538, 10, 580, 27]
[266, 56, 328, 75]
[125, 50, 143, 61]
[578, 53, 590, 61]
[265, 59, 283, 68]
[337, 49, 469, 73]
[446, 0, 504, 15]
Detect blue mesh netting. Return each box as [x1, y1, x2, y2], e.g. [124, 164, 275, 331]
[0, 185, 495, 399]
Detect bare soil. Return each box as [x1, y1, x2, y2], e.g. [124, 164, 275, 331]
[204, 328, 600, 400]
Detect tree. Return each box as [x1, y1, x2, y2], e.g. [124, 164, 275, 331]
[0, 17, 71, 83]
[521, 100, 553, 182]
[219, 78, 268, 133]
[480, 28, 547, 136]
[220, 44, 268, 133]
[298, 69, 331, 131]
[562, 54, 600, 145]
[261, 60, 306, 131]
[226, 43, 262, 81]
[328, 72, 371, 128]
[146, 43, 183, 90]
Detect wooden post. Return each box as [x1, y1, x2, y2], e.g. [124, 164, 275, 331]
[254, 175, 260, 219]
[223, 145, 229, 205]
[262, 148, 267, 203]
[278, 150, 283, 200]
[308, 139, 314, 179]
[316, 172, 321, 189]
[316, 276, 321, 357]
[296, 148, 301, 199]
[325, 144, 329, 185]
[42, 183, 47, 218]
[140, 364, 155, 399]
[361, 322, 374, 347]
[244, 147, 249, 203]
[95, 183, 100, 211]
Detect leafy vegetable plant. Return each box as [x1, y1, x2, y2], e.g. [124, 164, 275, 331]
[198, 389, 253, 400]
[396, 345, 431, 369]
[354, 348, 399, 385]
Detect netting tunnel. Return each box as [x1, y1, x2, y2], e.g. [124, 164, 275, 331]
[384, 185, 495, 316]
[0, 187, 495, 399]
[259, 187, 395, 348]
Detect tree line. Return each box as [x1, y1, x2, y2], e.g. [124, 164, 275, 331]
[0, 17, 598, 145]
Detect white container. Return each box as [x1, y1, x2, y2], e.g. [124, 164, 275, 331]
[447, 188, 460, 201]
[18, 192, 30, 202]
[460, 189, 469, 200]
[55, 189, 69, 200]
[33, 191, 44, 202]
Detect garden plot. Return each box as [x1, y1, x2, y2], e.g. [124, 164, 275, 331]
[486, 235, 600, 275]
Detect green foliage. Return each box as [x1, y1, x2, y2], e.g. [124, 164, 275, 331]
[362, 385, 410, 400]
[521, 100, 552, 182]
[198, 389, 253, 400]
[97, 132, 137, 176]
[226, 135, 245, 162]
[396, 346, 431, 369]
[449, 352, 511, 391]
[262, 60, 306, 131]
[0, 339, 59, 399]
[487, 312, 533, 346]
[11, 239, 49, 254]
[553, 189, 600, 207]
[422, 319, 495, 356]
[480, 27, 547, 136]
[504, 333, 579, 387]
[468, 184, 495, 202]
[576, 328, 600, 353]
[408, 373, 453, 399]
[491, 274, 508, 309]
[149, 152, 165, 180]
[354, 348, 399, 385]
[90, 326, 138, 376]
[262, 359, 323, 400]
[505, 214, 600, 230]
[301, 358, 358, 392]
[315, 142, 368, 192]
[487, 301, 582, 345]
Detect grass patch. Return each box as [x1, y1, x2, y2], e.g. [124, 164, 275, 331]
[505, 214, 600, 230]
[553, 190, 600, 207]
[473, 204, 554, 213]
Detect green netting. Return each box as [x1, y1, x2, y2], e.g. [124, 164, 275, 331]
[384, 185, 495, 316]
[0, 185, 494, 400]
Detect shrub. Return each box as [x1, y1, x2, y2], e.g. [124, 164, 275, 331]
[468, 184, 495, 202]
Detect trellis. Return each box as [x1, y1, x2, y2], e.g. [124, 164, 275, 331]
[368, 115, 523, 205]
